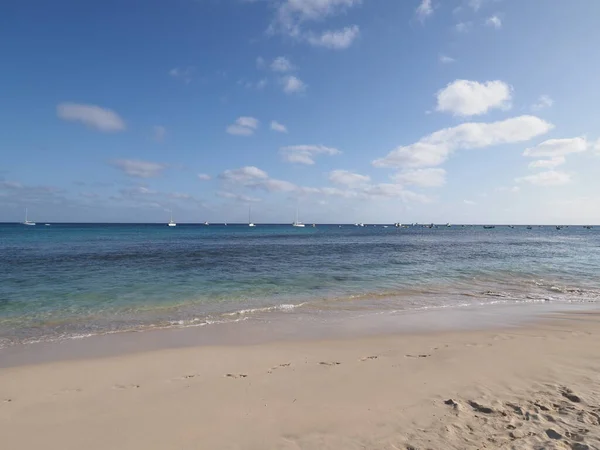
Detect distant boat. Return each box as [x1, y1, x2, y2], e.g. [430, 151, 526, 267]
[312, 223, 316, 228]
[248, 206, 256, 227]
[358, 223, 365, 227]
[168, 210, 176, 227]
[23, 208, 36, 226]
[526, 226, 533, 230]
[204, 221, 209, 226]
[292, 207, 305, 227]
[556, 225, 563, 230]
[446, 223, 451, 227]
[508, 225, 515, 229]
[483, 225, 495, 229]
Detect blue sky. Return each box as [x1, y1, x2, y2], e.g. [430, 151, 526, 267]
[2, 0, 600, 224]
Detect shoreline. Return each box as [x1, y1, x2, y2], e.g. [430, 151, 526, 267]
[1, 310, 599, 449]
[0, 300, 596, 369]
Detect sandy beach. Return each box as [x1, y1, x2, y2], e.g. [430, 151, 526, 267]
[1, 311, 599, 450]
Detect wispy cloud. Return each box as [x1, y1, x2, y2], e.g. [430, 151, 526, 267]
[416, 0, 433, 21]
[270, 120, 288, 133]
[110, 159, 168, 178]
[329, 170, 370, 187]
[485, 15, 502, 29]
[281, 75, 307, 94]
[392, 168, 446, 187]
[516, 171, 571, 186]
[455, 22, 472, 33]
[197, 174, 212, 181]
[226, 116, 259, 136]
[306, 26, 360, 49]
[169, 67, 193, 83]
[281, 145, 341, 165]
[531, 94, 554, 111]
[217, 191, 261, 203]
[439, 55, 456, 64]
[57, 103, 126, 132]
[270, 56, 295, 72]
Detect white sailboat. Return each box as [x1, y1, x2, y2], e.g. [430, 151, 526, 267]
[292, 206, 305, 227]
[168, 209, 176, 227]
[248, 206, 256, 227]
[23, 208, 36, 226]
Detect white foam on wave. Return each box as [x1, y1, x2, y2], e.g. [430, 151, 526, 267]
[223, 302, 307, 317]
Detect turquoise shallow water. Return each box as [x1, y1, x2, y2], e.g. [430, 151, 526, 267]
[1, 223, 599, 347]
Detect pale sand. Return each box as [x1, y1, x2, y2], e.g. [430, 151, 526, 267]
[1, 312, 599, 449]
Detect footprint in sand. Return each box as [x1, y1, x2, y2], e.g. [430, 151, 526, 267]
[360, 356, 378, 361]
[52, 388, 82, 397]
[268, 363, 291, 374]
[3, 398, 12, 403]
[559, 386, 582, 403]
[467, 400, 495, 414]
[405, 354, 431, 358]
[225, 373, 247, 379]
[319, 361, 341, 366]
[113, 384, 140, 390]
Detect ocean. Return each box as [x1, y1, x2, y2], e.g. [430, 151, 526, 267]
[1, 223, 599, 349]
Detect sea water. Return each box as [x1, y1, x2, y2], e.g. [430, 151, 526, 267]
[1, 223, 599, 348]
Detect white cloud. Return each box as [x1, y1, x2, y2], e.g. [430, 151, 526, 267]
[219, 166, 297, 193]
[467, 0, 483, 11]
[496, 186, 520, 193]
[169, 67, 193, 83]
[307, 25, 360, 49]
[254, 178, 298, 193]
[197, 173, 212, 181]
[516, 171, 571, 186]
[154, 125, 166, 142]
[217, 191, 261, 203]
[531, 94, 554, 111]
[270, 120, 288, 133]
[373, 115, 553, 169]
[463, 199, 476, 205]
[436, 79, 512, 117]
[219, 166, 268, 183]
[485, 15, 502, 29]
[439, 55, 456, 64]
[270, 56, 295, 73]
[528, 156, 566, 169]
[281, 145, 341, 165]
[282, 75, 307, 94]
[329, 170, 370, 187]
[57, 103, 126, 132]
[226, 116, 259, 136]
[523, 137, 588, 158]
[455, 22, 472, 33]
[416, 0, 433, 20]
[361, 184, 432, 203]
[110, 159, 167, 178]
[272, 0, 362, 37]
[392, 168, 446, 187]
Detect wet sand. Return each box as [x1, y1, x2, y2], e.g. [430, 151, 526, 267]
[1, 310, 599, 449]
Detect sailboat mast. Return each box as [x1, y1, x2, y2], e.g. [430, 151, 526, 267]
[25, 208, 27, 222]
[248, 205, 251, 224]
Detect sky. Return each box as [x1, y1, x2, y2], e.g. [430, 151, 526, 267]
[1, 0, 600, 224]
